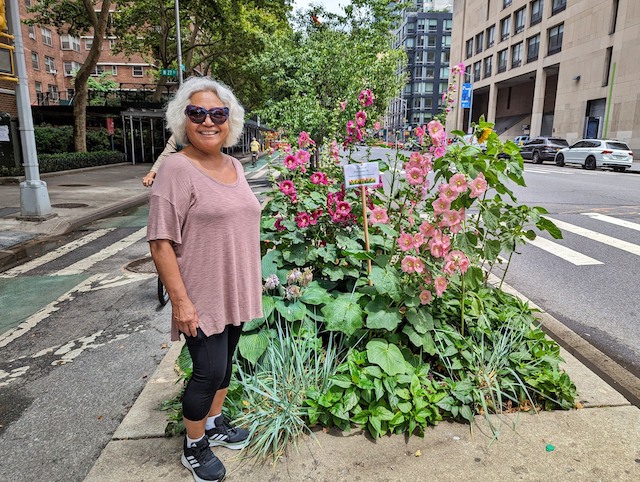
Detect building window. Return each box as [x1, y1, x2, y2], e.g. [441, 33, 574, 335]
[484, 55, 493, 78]
[466, 39, 473, 59]
[426, 51, 436, 63]
[486, 25, 495, 48]
[609, 0, 619, 34]
[64, 61, 81, 76]
[426, 67, 435, 78]
[31, 52, 39, 70]
[473, 61, 481, 82]
[84, 37, 94, 50]
[428, 19, 438, 32]
[111, 65, 118, 76]
[511, 42, 523, 68]
[67, 88, 75, 100]
[26, 0, 32, 6]
[439, 35, 449, 48]
[407, 21, 415, 33]
[440, 66, 449, 78]
[413, 98, 422, 110]
[417, 19, 426, 32]
[514, 8, 526, 33]
[552, 0, 566, 15]
[44, 56, 56, 73]
[441, 50, 450, 64]
[500, 16, 511, 41]
[35, 81, 42, 93]
[530, 0, 543, 25]
[443, 19, 452, 32]
[414, 66, 423, 80]
[503, 0, 512, 8]
[498, 49, 508, 72]
[424, 97, 433, 110]
[475, 32, 484, 54]
[527, 34, 540, 62]
[132, 65, 144, 77]
[406, 38, 415, 48]
[60, 34, 81, 52]
[547, 23, 563, 55]
[27, 25, 36, 39]
[41, 28, 53, 46]
[48, 84, 59, 101]
[603, 46, 613, 86]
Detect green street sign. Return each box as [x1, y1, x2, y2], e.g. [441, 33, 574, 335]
[161, 69, 177, 76]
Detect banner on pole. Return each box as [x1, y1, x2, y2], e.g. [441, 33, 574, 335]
[343, 162, 380, 189]
[461, 83, 473, 109]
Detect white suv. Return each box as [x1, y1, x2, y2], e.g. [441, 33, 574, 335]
[555, 139, 633, 172]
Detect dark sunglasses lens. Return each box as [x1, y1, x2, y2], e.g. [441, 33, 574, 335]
[209, 109, 228, 124]
[187, 107, 207, 123]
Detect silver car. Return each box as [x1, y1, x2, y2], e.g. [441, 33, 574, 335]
[555, 139, 634, 172]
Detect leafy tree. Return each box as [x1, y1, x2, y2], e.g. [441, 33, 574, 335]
[27, 0, 113, 152]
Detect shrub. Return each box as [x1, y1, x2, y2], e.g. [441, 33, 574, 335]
[34, 125, 123, 155]
[0, 151, 125, 177]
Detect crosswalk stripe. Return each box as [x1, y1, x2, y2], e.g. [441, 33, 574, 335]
[526, 168, 573, 175]
[52, 227, 147, 276]
[546, 216, 640, 257]
[0, 228, 115, 279]
[582, 212, 640, 232]
[527, 236, 603, 265]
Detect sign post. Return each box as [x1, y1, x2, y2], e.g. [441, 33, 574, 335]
[461, 82, 474, 134]
[106, 118, 115, 150]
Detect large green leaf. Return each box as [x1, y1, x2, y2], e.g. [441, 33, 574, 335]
[405, 308, 434, 334]
[261, 249, 282, 278]
[274, 299, 307, 322]
[321, 293, 363, 335]
[366, 308, 402, 331]
[300, 281, 333, 305]
[366, 339, 406, 376]
[369, 265, 402, 301]
[282, 243, 308, 266]
[238, 330, 271, 364]
[402, 326, 436, 355]
[316, 244, 338, 263]
[242, 295, 276, 331]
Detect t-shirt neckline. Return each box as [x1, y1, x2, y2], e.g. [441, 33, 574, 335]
[179, 153, 240, 187]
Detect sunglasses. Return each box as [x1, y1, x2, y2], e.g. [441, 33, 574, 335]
[184, 105, 230, 125]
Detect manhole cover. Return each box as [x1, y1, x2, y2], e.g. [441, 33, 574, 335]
[51, 203, 89, 208]
[126, 257, 157, 274]
[59, 184, 91, 187]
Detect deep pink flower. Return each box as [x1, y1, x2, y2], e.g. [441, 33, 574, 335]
[296, 149, 311, 165]
[310, 171, 328, 185]
[397, 232, 415, 252]
[434, 276, 448, 297]
[310, 209, 323, 225]
[278, 180, 296, 196]
[274, 217, 286, 231]
[419, 289, 433, 305]
[432, 145, 446, 159]
[298, 131, 315, 148]
[335, 201, 352, 217]
[358, 89, 374, 107]
[401, 255, 419, 273]
[415, 125, 425, 144]
[419, 221, 436, 238]
[449, 173, 468, 193]
[407, 167, 425, 185]
[284, 154, 298, 170]
[340, 100, 348, 111]
[295, 212, 311, 228]
[346, 120, 356, 135]
[355, 111, 367, 128]
[438, 183, 458, 203]
[470, 172, 488, 198]
[369, 206, 389, 224]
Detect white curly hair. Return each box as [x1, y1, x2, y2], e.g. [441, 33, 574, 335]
[165, 77, 245, 148]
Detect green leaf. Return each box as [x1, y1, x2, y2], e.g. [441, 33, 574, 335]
[300, 281, 333, 305]
[321, 293, 364, 335]
[537, 217, 563, 239]
[261, 249, 282, 278]
[369, 265, 402, 301]
[316, 244, 338, 263]
[283, 243, 308, 266]
[459, 405, 474, 422]
[238, 330, 270, 364]
[366, 308, 402, 331]
[274, 299, 307, 321]
[405, 308, 434, 334]
[322, 265, 344, 281]
[366, 339, 406, 376]
[336, 234, 363, 251]
[242, 295, 275, 331]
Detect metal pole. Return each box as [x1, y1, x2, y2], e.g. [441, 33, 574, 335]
[7, 0, 53, 219]
[175, 0, 183, 85]
[467, 74, 474, 134]
[603, 62, 616, 139]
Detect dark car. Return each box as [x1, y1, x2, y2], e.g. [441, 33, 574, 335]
[520, 137, 569, 163]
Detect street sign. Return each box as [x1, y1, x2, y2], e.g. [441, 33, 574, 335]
[461, 83, 473, 109]
[106, 118, 115, 136]
[161, 68, 177, 76]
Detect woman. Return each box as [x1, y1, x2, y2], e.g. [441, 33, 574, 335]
[141, 134, 179, 187]
[147, 77, 263, 482]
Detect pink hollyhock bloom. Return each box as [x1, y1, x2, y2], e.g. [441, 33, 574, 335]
[429, 240, 444, 258]
[310, 171, 328, 185]
[397, 232, 415, 252]
[288, 192, 298, 203]
[438, 183, 458, 203]
[427, 119, 444, 138]
[419, 289, 433, 305]
[296, 149, 311, 165]
[401, 255, 418, 273]
[410, 152, 423, 164]
[358, 89, 374, 107]
[419, 221, 436, 238]
[269, 147, 276, 155]
[298, 131, 315, 148]
[284, 145, 292, 153]
[413, 257, 425, 273]
[423, 272, 432, 285]
[335, 201, 352, 217]
[374, 122, 381, 131]
[439, 209, 462, 228]
[369, 206, 389, 224]
[422, 152, 433, 171]
[452, 63, 466, 75]
[413, 232, 425, 248]
[355, 110, 367, 127]
[278, 180, 296, 196]
[432, 145, 447, 159]
[432, 196, 451, 215]
[470, 172, 488, 198]
[274, 217, 286, 231]
[310, 209, 323, 225]
[449, 173, 468, 193]
[284, 154, 298, 170]
[445, 250, 470, 274]
[434, 276, 448, 297]
[295, 212, 311, 228]
[415, 125, 426, 144]
[346, 120, 356, 135]
[340, 100, 348, 111]
[407, 167, 425, 185]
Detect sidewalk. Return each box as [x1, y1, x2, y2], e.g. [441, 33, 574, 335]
[1, 159, 639, 481]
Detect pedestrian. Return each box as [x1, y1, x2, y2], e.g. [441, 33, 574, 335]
[249, 136, 260, 167]
[147, 77, 263, 482]
[141, 134, 180, 187]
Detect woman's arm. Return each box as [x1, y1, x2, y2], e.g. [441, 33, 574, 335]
[149, 239, 199, 337]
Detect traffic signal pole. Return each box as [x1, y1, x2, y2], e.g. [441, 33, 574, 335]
[6, 0, 53, 219]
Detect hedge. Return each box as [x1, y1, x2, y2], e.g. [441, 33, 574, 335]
[0, 151, 126, 177]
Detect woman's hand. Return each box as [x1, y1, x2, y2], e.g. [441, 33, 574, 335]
[172, 297, 199, 338]
[142, 172, 156, 187]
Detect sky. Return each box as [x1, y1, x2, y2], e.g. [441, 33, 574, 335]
[293, 0, 346, 15]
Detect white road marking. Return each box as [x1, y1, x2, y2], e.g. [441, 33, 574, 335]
[525, 168, 573, 175]
[0, 228, 115, 278]
[582, 212, 640, 233]
[90, 271, 155, 291]
[546, 217, 640, 257]
[0, 366, 30, 387]
[52, 227, 147, 276]
[527, 236, 603, 265]
[0, 273, 109, 348]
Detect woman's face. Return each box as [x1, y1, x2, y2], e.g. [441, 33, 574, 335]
[185, 90, 229, 154]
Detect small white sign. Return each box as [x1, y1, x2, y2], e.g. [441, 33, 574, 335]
[343, 161, 379, 188]
[0, 125, 9, 142]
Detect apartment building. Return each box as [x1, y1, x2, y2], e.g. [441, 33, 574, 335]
[450, 0, 639, 150]
[386, 1, 453, 137]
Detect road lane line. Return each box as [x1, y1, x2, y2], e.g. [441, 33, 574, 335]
[52, 227, 147, 276]
[0, 228, 115, 278]
[527, 236, 603, 265]
[582, 212, 640, 232]
[0, 273, 108, 348]
[546, 216, 640, 257]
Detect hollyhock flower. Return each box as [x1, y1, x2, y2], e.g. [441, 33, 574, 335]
[369, 206, 389, 224]
[310, 209, 323, 225]
[419, 221, 435, 238]
[274, 217, 286, 231]
[419, 289, 433, 305]
[269, 147, 276, 155]
[432, 196, 451, 215]
[413, 257, 425, 273]
[288, 192, 298, 203]
[452, 63, 466, 75]
[283, 154, 298, 170]
[397, 232, 415, 252]
[445, 250, 470, 274]
[340, 100, 348, 111]
[296, 149, 311, 165]
[298, 131, 315, 148]
[355, 110, 367, 128]
[374, 122, 381, 131]
[449, 173, 468, 193]
[401, 255, 418, 273]
[432, 145, 447, 159]
[264, 274, 280, 290]
[407, 167, 425, 185]
[438, 183, 458, 203]
[429, 240, 445, 258]
[358, 88, 374, 107]
[278, 180, 296, 196]
[355, 128, 364, 142]
[284, 144, 292, 153]
[329, 140, 340, 161]
[422, 152, 433, 172]
[346, 120, 356, 136]
[310, 171, 328, 185]
[413, 232, 425, 248]
[415, 125, 426, 144]
[295, 212, 311, 228]
[434, 276, 448, 297]
[410, 152, 423, 164]
[423, 272, 432, 285]
[335, 201, 352, 217]
[470, 172, 488, 198]
[427, 119, 444, 139]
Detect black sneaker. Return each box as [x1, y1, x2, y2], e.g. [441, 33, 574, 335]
[181, 435, 226, 482]
[206, 416, 250, 450]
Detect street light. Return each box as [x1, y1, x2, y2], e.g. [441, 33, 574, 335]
[175, 0, 183, 85]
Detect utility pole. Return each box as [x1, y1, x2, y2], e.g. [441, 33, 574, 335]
[175, 0, 183, 85]
[7, 0, 53, 219]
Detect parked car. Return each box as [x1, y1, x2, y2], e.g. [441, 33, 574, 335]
[555, 139, 634, 172]
[514, 135, 530, 146]
[521, 137, 569, 163]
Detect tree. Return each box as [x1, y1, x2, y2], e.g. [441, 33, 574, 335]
[28, 0, 113, 152]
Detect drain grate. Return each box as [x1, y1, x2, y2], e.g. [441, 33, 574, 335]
[51, 203, 89, 209]
[125, 257, 157, 274]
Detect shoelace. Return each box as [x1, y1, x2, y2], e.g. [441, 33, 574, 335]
[220, 417, 239, 435]
[192, 440, 215, 464]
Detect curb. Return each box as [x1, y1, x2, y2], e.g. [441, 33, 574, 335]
[0, 162, 133, 185]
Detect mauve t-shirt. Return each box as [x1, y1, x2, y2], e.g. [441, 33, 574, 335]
[147, 153, 263, 340]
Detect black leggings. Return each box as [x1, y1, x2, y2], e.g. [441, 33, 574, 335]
[182, 324, 242, 422]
